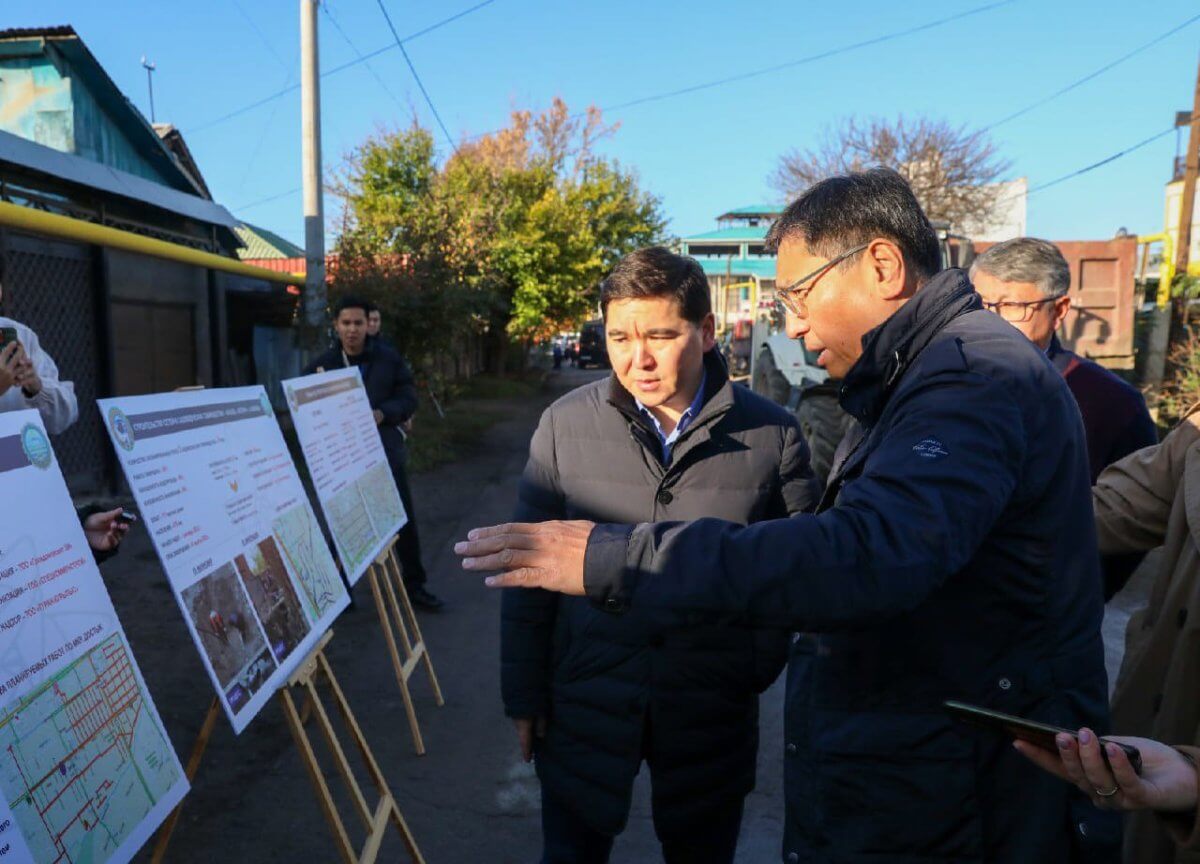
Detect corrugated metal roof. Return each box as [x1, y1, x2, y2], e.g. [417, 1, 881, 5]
[0, 129, 239, 229]
[696, 258, 777, 279]
[717, 204, 783, 218]
[0, 26, 77, 40]
[683, 226, 769, 241]
[235, 223, 305, 260]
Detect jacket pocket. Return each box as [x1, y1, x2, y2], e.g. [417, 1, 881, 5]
[811, 710, 983, 860]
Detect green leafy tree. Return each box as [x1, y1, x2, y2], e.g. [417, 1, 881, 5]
[331, 99, 667, 373]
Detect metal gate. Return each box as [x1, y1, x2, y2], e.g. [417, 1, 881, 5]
[2, 232, 106, 492]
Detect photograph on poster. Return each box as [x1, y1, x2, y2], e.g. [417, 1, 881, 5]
[234, 536, 311, 663]
[180, 562, 277, 714]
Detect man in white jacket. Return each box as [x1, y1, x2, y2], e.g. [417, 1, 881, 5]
[0, 256, 78, 434]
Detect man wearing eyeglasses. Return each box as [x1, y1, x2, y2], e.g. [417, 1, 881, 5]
[971, 238, 1156, 599]
[458, 169, 1119, 863]
[971, 237, 1155, 485]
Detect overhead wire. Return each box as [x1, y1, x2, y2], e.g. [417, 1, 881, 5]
[983, 11, 1200, 131]
[374, 0, 459, 153]
[190, 0, 495, 134]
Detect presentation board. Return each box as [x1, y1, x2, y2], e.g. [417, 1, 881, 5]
[98, 387, 349, 733]
[282, 368, 407, 585]
[0, 410, 188, 864]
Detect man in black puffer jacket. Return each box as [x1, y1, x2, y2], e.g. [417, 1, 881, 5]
[502, 247, 819, 863]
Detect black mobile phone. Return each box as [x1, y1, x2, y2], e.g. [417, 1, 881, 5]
[944, 700, 1143, 775]
[0, 327, 18, 349]
[117, 510, 139, 525]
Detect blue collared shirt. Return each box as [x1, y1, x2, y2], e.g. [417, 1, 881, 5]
[636, 370, 707, 465]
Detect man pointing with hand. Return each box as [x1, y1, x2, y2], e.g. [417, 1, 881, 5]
[459, 170, 1118, 863]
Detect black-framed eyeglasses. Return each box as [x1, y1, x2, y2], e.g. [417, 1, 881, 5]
[981, 297, 1057, 324]
[775, 243, 869, 316]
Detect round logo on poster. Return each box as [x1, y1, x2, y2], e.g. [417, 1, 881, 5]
[20, 423, 52, 470]
[108, 406, 136, 451]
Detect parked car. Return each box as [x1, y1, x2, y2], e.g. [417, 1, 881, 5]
[577, 319, 608, 368]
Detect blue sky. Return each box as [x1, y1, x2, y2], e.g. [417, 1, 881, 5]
[13, 0, 1200, 248]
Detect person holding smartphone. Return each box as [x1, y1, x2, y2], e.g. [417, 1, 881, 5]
[0, 255, 78, 434]
[1015, 729, 1200, 857]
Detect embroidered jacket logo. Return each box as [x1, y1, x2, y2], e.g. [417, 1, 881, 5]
[913, 438, 949, 460]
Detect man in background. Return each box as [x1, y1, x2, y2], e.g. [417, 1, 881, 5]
[307, 296, 443, 610]
[971, 237, 1156, 596]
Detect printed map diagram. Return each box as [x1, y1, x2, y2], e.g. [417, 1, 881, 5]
[325, 483, 378, 574]
[272, 503, 345, 622]
[357, 463, 406, 536]
[0, 634, 181, 864]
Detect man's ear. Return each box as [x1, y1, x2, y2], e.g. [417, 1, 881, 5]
[1053, 295, 1072, 331]
[699, 313, 717, 352]
[865, 238, 908, 301]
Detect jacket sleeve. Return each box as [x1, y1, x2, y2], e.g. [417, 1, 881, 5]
[19, 324, 78, 435]
[377, 353, 419, 425]
[780, 416, 822, 516]
[501, 408, 566, 717]
[583, 371, 1025, 630]
[1155, 745, 1200, 849]
[1092, 414, 1200, 555]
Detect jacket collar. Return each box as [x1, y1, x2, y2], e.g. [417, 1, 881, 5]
[839, 268, 981, 425]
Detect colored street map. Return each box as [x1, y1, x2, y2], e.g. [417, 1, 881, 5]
[0, 634, 181, 864]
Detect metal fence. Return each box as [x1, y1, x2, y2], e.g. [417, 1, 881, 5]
[3, 233, 107, 492]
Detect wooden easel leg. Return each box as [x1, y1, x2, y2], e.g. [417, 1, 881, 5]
[149, 696, 221, 864]
[369, 564, 427, 755]
[385, 550, 445, 707]
[279, 685, 358, 864]
[314, 651, 426, 864]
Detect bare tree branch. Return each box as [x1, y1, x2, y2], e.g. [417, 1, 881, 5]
[770, 115, 1012, 228]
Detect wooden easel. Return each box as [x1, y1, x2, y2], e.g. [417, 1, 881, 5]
[149, 633, 425, 863]
[278, 629, 425, 864]
[150, 697, 220, 863]
[367, 541, 445, 755]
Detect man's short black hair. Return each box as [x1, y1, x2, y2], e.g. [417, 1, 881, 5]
[600, 246, 711, 324]
[333, 295, 371, 318]
[765, 168, 941, 279]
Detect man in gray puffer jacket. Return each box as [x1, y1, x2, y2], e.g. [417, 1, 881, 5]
[501, 247, 819, 863]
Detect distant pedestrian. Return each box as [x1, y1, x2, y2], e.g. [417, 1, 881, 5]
[0, 255, 78, 434]
[552, 341, 563, 370]
[307, 296, 444, 611]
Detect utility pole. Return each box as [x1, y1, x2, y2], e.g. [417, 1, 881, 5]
[300, 0, 326, 327]
[140, 56, 156, 123]
[1175, 55, 1200, 281]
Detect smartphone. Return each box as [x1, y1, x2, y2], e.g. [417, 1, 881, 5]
[944, 700, 1142, 775]
[0, 327, 18, 349]
[116, 510, 139, 525]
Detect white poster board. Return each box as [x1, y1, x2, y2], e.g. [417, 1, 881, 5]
[282, 368, 407, 586]
[98, 387, 349, 734]
[0, 410, 187, 864]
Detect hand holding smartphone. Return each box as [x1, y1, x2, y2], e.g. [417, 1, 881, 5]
[943, 700, 1143, 775]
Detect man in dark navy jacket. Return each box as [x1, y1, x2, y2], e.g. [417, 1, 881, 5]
[307, 296, 443, 610]
[459, 170, 1118, 862]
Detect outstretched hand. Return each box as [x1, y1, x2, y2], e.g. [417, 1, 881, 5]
[1015, 728, 1198, 813]
[455, 520, 594, 595]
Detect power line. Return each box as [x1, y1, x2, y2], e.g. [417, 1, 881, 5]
[984, 12, 1200, 131]
[322, 3, 407, 111]
[190, 0, 495, 134]
[1026, 126, 1176, 197]
[233, 186, 303, 212]
[462, 0, 1015, 143]
[229, 0, 290, 71]
[374, 0, 458, 153]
